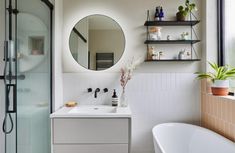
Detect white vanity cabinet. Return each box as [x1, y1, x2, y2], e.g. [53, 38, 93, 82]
[51, 106, 132, 153]
[51, 118, 131, 153]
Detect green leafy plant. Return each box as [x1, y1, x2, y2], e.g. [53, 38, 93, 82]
[178, 0, 197, 17]
[195, 62, 235, 83]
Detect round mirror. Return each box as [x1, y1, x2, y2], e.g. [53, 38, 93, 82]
[69, 15, 125, 71]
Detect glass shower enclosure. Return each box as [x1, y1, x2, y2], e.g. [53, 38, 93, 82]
[1, 0, 53, 153]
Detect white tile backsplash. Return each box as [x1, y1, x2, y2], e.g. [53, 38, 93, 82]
[63, 72, 200, 153]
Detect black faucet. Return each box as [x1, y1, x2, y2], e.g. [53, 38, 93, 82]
[103, 88, 108, 93]
[87, 88, 92, 93]
[94, 88, 100, 98]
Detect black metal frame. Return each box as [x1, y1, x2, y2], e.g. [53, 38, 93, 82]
[2, 1, 54, 152]
[217, 0, 234, 95]
[3, 1, 18, 153]
[217, 0, 225, 66]
[41, 0, 54, 113]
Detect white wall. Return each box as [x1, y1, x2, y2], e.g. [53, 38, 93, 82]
[53, 0, 64, 111]
[62, 72, 200, 153]
[55, 0, 201, 153]
[201, 0, 218, 72]
[61, 0, 202, 73]
[0, 0, 5, 151]
[54, 0, 205, 153]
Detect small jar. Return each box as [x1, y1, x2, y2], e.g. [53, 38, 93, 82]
[155, 27, 162, 40]
[152, 50, 158, 60]
[147, 46, 154, 60]
[178, 51, 185, 60]
[149, 27, 162, 40]
[181, 32, 189, 40]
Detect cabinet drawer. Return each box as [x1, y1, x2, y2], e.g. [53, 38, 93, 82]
[53, 144, 129, 153]
[53, 118, 129, 144]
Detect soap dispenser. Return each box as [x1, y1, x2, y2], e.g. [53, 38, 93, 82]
[112, 89, 118, 107]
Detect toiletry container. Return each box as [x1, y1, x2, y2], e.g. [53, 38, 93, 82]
[112, 90, 118, 106]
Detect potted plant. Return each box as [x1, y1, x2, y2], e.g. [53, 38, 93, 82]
[195, 62, 235, 96]
[176, 0, 197, 21]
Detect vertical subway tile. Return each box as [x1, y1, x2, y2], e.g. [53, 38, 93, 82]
[232, 124, 235, 141]
[216, 97, 219, 116]
[217, 119, 222, 134]
[228, 123, 234, 141]
[206, 80, 212, 93]
[224, 122, 230, 139]
[208, 95, 211, 114]
[228, 100, 233, 123]
[212, 96, 216, 116]
[215, 118, 220, 133]
[221, 100, 226, 121]
[225, 99, 229, 122]
[206, 95, 209, 113]
[221, 120, 225, 135]
[232, 102, 235, 124]
[216, 98, 220, 118]
[218, 98, 223, 119]
[201, 79, 206, 94]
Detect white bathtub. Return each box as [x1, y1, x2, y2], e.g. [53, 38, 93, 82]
[152, 123, 235, 153]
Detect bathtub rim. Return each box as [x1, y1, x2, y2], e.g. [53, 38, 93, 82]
[152, 122, 235, 153]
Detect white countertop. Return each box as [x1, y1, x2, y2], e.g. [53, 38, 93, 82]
[50, 105, 132, 118]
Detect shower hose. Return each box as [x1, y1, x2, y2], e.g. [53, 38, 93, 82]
[2, 49, 14, 134]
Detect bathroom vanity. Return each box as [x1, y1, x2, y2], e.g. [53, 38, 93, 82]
[50, 105, 132, 153]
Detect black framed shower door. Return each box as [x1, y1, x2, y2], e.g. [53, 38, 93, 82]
[3, 0, 53, 153]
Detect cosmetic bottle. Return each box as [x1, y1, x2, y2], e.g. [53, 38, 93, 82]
[159, 6, 164, 21]
[154, 7, 160, 21]
[112, 89, 118, 107]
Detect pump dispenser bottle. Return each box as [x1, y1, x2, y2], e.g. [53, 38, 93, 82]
[112, 89, 118, 106]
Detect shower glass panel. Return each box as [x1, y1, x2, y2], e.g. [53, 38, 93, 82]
[17, 0, 51, 153]
[4, 0, 17, 153]
[4, 0, 52, 153]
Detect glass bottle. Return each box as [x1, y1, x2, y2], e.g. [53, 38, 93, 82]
[154, 7, 160, 21]
[120, 88, 128, 107]
[159, 7, 164, 21]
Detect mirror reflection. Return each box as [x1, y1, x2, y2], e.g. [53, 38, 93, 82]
[69, 15, 125, 71]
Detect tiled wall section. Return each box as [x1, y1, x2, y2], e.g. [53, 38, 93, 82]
[201, 80, 235, 141]
[63, 73, 200, 153]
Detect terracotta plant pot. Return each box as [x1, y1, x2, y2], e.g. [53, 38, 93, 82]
[211, 80, 229, 96]
[211, 87, 229, 96]
[176, 12, 186, 21]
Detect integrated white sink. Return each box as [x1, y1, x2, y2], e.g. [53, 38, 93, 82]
[50, 105, 131, 118]
[69, 105, 117, 114]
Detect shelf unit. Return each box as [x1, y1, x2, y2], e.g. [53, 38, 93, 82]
[144, 40, 200, 44]
[144, 20, 200, 26]
[145, 59, 201, 62]
[144, 10, 200, 62]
